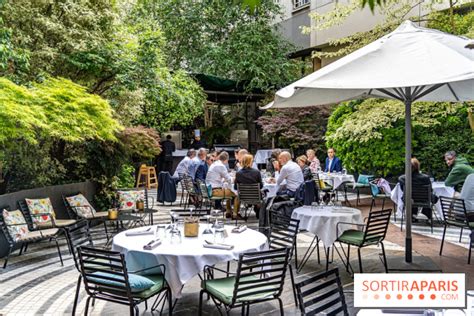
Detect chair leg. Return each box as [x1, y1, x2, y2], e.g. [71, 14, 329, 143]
[24, 242, 29, 253]
[460, 227, 464, 243]
[72, 275, 82, 316]
[439, 224, 447, 256]
[198, 290, 204, 316]
[357, 247, 363, 273]
[346, 244, 350, 272]
[381, 242, 388, 273]
[3, 246, 13, 269]
[294, 241, 298, 269]
[54, 238, 64, 266]
[289, 265, 298, 307]
[356, 189, 360, 206]
[468, 230, 473, 265]
[278, 297, 284, 316]
[370, 198, 375, 212]
[381, 197, 386, 210]
[19, 243, 25, 256]
[168, 289, 173, 316]
[84, 296, 92, 316]
[241, 303, 246, 316]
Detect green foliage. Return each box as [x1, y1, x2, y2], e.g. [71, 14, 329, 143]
[0, 77, 122, 144]
[116, 164, 136, 189]
[326, 99, 474, 178]
[257, 105, 333, 153]
[119, 126, 161, 160]
[428, 10, 474, 36]
[135, 0, 302, 92]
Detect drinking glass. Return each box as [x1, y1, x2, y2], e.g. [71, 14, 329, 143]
[342, 168, 347, 175]
[311, 201, 319, 211]
[213, 221, 226, 243]
[203, 214, 213, 234]
[211, 209, 222, 228]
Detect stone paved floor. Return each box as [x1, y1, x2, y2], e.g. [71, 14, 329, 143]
[1, 194, 473, 315]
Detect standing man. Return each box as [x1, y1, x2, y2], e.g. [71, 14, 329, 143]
[276, 151, 304, 197]
[324, 148, 343, 173]
[191, 134, 207, 150]
[206, 151, 241, 219]
[159, 135, 175, 173]
[444, 151, 474, 191]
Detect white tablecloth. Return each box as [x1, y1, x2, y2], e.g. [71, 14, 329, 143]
[318, 172, 355, 190]
[263, 182, 278, 198]
[254, 149, 274, 164]
[291, 205, 363, 247]
[112, 225, 268, 298]
[390, 182, 455, 219]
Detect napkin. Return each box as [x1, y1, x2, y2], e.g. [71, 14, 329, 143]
[126, 228, 153, 236]
[143, 239, 161, 250]
[203, 242, 234, 250]
[231, 225, 247, 233]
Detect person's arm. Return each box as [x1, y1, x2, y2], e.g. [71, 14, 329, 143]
[336, 159, 343, 172]
[444, 168, 460, 188]
[276, 166, 287, 186]
[221, 164, 232, 184]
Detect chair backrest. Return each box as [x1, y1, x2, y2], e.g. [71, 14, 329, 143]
[0, 205, 15, 246]
[237, 183, 262, 205]
[181, 175, 197, 195]
[232, 248, 289, 306]
[62, 192, 86, 220]
[440, 196, 468, 227]
[78, 246, 134, 303]
[196, 179, 211, 199]
[65, 221, 93, 272]
[357, 174, 374, 184]
[411, 184, 432, 208]
[170, 208, 209, 220]
[269, 211, 300, 259]
[295, 268, 348, 316]
[362, 209, 392, 245]
[17, 200, 36, 231]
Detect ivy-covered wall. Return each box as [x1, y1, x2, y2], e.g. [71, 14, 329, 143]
[326, 99, 474, 179]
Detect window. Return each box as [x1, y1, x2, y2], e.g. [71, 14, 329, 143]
[293, 0, 310, 10]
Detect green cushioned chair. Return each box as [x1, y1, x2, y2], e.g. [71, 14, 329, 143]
[369, 182, 389, 212]
[78, 246, 172, 316]
[199, 248, 290, 316]
[439, 197, 473, 264]
[334, 209, 392, 274]
[354, 174, 374, 206]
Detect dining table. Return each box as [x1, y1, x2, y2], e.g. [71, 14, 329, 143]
[291, 205, 363, 271]
[112, 224, 268, 298]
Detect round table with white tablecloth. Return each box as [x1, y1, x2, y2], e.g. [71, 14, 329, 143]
[390, 181, 454, 219]
[291, 205, 363, 248]
[318, 172, 355, 190]
[112, 225, 268, 298]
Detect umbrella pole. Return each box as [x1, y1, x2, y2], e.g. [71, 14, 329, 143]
[404, 97, 413, 263]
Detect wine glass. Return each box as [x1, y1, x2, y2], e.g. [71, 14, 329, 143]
[189, 205, 195, 217]
[311, 201, 319, 211]
[211, 209, 222, 228]
[213, 220, 225, 243]
[203, 214, 213, 234]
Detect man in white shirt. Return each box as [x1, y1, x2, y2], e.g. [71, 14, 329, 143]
[276, 151, 304, 197]
[173, 149, 196, 179]
[206, 151, 241, 219]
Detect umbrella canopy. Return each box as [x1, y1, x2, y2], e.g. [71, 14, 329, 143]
[264, 20, 473, 109]
[265, 20, 474, 264]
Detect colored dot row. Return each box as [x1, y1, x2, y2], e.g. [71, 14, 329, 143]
[363, 294, 437, 300]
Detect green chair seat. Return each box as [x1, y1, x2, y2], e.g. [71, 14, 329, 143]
[374, 194, 388, 199]
[354, 183, 370, 188]
[133, 274, 165, 299]
[202, 275, 279, 305]
[337, 230, 381, 246]
[469, 222, 474, 229]
[446, 220, 468, 228]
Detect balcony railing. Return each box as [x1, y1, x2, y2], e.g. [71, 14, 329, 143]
[293, 0, 310, 10]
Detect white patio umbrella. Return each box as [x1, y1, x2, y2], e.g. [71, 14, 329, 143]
[264, 20, 474, 263]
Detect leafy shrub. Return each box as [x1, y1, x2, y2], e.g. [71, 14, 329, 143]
[119, 126, 161, 160]
[326, 99, 473, 179]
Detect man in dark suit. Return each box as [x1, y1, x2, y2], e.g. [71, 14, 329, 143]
[159, 135, 175, 173]
[324, 148, 342, 172]
[195, 154, 213, 182]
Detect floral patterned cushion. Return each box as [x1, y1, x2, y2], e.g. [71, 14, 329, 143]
[25, 198, 56, 226]
[65, 194, 96, 218]
[117, 190, 145, 211]
[2, 209, 29, 242]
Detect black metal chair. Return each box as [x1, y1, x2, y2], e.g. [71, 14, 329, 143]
[237, 183, 263, 220]
[180, 175, 200, 210]
[78, 246, 172, 316]
[64, 221, 94, 315]
[269, 211, 300, 306]
[369, 182, 389, 212]
[439, 196, 473, 264]
[169, 208, 210, 221]
[115, 188, 156, 225]
[199, 248, 290, 316]
[400, 184, 438, 233]
[18, 199, 77, 231]
[335, 209, 392, 274]
[313, 173, 335, 202]
[0, 206, 63, 269]
[196, 179, 227, 212]
[295, 268, 349, 316]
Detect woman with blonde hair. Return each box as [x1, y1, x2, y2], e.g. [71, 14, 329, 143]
[306, 149, 320, 173]
[297, 155, 313, 181]
[235, 154, 263, 218]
